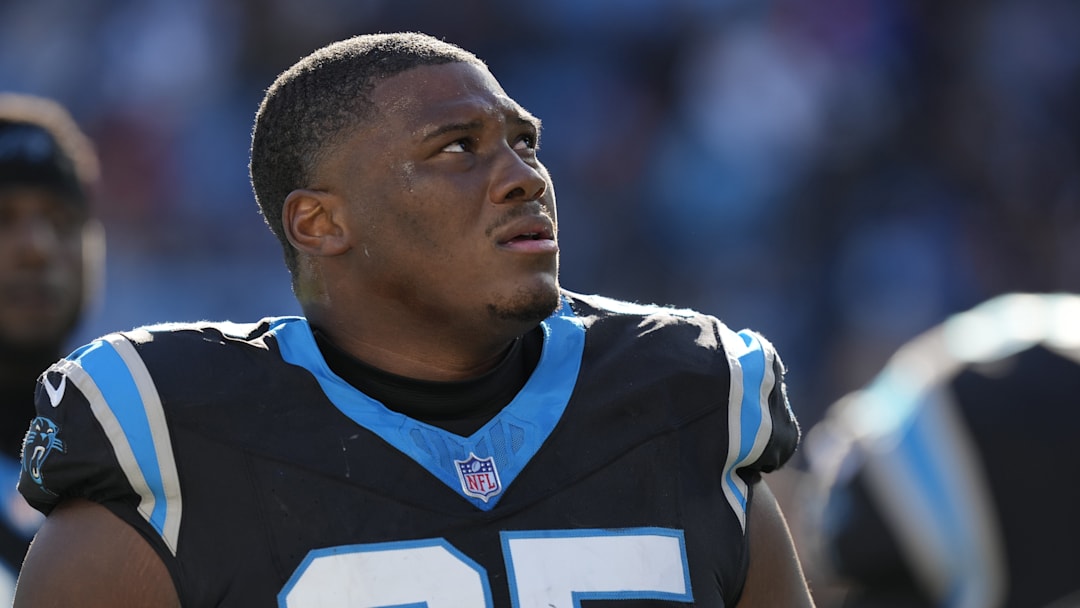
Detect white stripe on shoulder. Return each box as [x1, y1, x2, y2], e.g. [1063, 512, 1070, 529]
[717, 326, 777, 530]
[719, 325, 747, 529]
[104, 332, 183, 555]
[59, 333, 183, 555]
[56, 358, 164, 543]
[751, 338, 777, 471]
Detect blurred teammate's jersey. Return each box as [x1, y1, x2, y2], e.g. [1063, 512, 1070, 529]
[805, 293, 1080, 608]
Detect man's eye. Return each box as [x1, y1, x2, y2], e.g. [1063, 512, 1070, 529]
[442, 139, 470, 153]
[513, 134, 537, 151]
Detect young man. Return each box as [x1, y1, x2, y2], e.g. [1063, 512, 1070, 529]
[14, 33, 814, 607]
[0, 93, 102, 601]
[798, 293, 1080, 607]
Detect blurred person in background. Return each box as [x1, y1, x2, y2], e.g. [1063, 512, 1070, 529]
[797, 292, 1080, 608]
[790, 1, 1080, 605]
[0, 93, 104, 600]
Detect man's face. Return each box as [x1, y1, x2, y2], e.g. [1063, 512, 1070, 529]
[0, 186, 86, 352]
[315, 61, 560, 329]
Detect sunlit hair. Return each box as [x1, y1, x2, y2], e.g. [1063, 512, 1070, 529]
[250, 32, 486, 279]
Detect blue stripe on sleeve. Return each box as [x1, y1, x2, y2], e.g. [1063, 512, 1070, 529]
[73, 341, 169, 535]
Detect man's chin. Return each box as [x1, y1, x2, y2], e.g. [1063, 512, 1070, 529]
[487, 283, 561, 325]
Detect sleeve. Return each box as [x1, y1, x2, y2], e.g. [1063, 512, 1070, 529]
[717, 326, 801, 529]
[17, 332, 183, 558]
[804, 354, 1007, 607]
[818, 462, 934, 606]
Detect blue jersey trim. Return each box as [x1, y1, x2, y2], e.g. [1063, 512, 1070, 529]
[735, 334, 766, 467]
[271, 298, 586, 510]
[722, 331, 767, 513]
[73, 340, 171, 537]
[869, 376, 992, 606]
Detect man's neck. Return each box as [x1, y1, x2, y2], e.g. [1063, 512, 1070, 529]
[303, 304, 543, 382]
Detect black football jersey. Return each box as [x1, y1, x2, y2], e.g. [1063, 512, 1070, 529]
[804, 293, 1080, 608]
[19, 292, 799, 607]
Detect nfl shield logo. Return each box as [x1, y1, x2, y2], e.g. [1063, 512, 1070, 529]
[454, 453, 502, 502]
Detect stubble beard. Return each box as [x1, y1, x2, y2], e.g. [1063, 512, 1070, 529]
[487, 283, 561, 325]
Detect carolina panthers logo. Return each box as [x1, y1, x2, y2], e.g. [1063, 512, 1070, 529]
[22, 417, 66, 496]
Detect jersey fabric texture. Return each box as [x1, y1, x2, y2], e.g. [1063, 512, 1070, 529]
[804, 293, 1080, 608]
[18, 291, 800, 607]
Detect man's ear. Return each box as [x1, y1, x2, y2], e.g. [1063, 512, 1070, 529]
[282, 189, 350, 257]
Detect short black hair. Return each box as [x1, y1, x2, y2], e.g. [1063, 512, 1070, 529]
[0, 93, 100, 205]
[249, 32, 486, 277]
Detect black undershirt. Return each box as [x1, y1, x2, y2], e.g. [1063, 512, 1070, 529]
[312, 328, 543, 437]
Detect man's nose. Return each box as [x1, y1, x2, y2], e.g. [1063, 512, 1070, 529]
[489, 148, 547, 204]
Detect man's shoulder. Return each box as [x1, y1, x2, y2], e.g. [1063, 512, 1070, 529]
[60, 317, 308, 397]
[560, 290, 762, 353]
[119, 317, 294, 345]
[561, 290, 713, 325]
[69, 317, 301, 360]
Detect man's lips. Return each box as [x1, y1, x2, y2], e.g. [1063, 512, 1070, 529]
[495, 216, 558, 252]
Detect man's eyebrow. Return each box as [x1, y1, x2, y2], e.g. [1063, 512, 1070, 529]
[420, 120, 483, 143]
[419, 113, 542, 143]
[513, 112, 542, 134]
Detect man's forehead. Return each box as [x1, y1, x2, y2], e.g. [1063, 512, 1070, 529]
[370, 63, 538, 127]
[417, 96, 540, 132]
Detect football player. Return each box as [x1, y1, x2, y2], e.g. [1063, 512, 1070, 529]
[14, 33, 813, 607]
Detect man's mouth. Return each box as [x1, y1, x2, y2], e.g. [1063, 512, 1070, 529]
[496, 217, 555, 244]
[497, 221, 558, 254]
[506, 232, 549, 242]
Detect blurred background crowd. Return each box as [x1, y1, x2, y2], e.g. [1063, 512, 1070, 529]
[2, 0, 1077, 433]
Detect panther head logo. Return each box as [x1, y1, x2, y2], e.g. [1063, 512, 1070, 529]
[22, 417, 66, 495]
